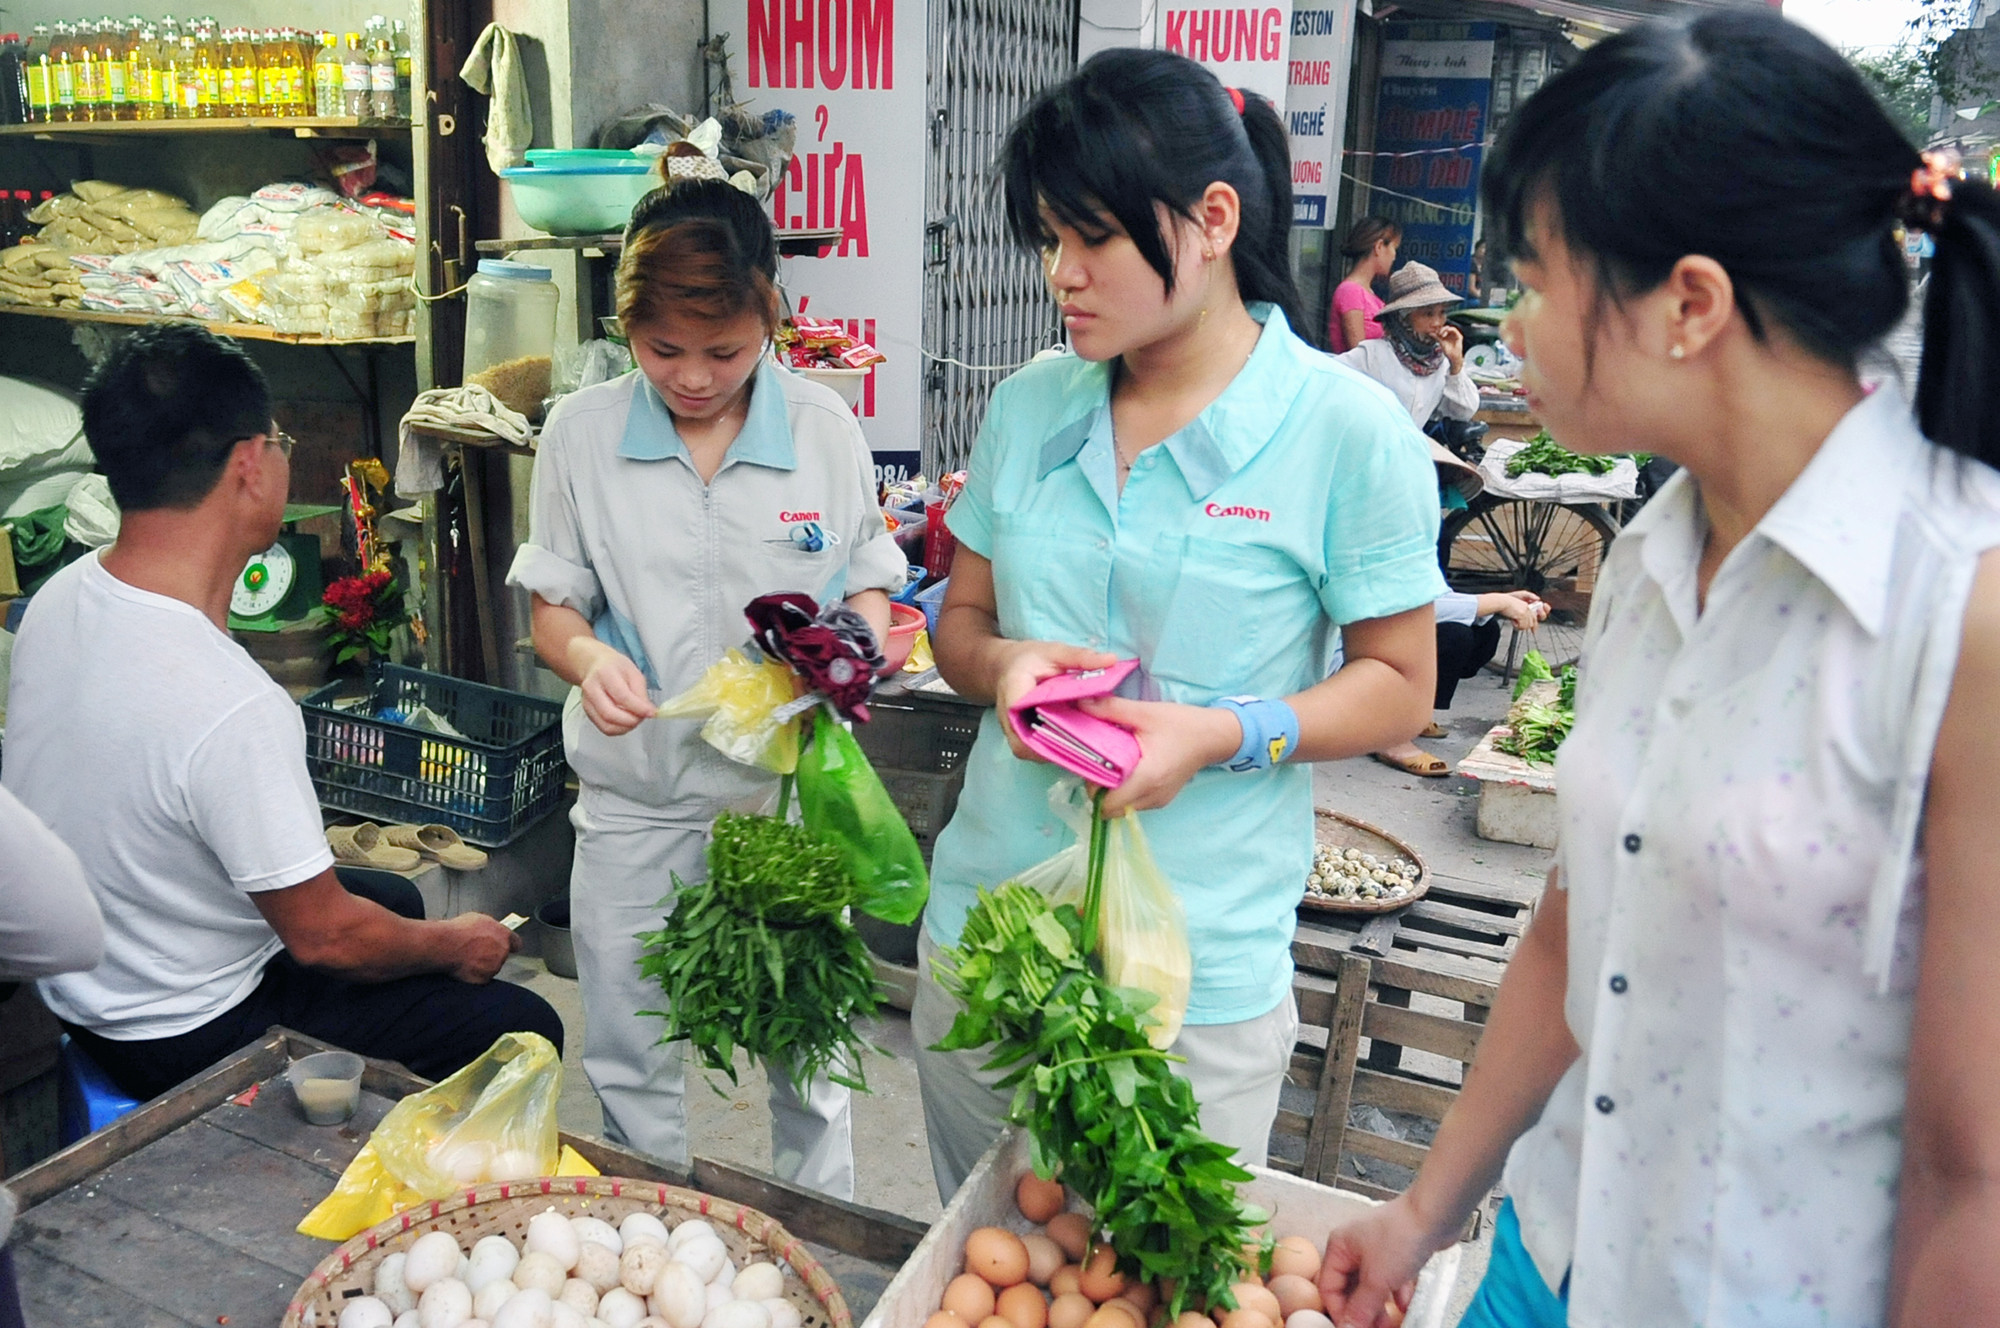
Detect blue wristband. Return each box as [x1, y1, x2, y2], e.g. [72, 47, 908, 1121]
[1211, 696, 1301, 772]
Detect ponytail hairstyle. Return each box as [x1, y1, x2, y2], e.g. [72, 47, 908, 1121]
[1481, 7, 2000, 467]
[616, 178, 781, 337]
[1341, 216, 1400, 259]
[998, 48, 1305, 340]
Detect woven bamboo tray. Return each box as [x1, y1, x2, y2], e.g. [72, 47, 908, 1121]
[284, 1177, 852, 1328]
[1300, 809, 1430, 915]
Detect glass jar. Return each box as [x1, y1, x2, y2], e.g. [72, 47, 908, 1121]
[462, 259, 559, 420]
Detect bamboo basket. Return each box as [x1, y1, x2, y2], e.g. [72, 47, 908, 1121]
[1299, 809, 1430, 915]
[283, 1176, 852, 1328]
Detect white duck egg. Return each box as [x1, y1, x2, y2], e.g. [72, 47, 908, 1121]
[419, 1278, 474, 1328]
[666, 1221, 716, 1254]
[473, 1237, 521, 1271]
[702, 1301, 770, 1328]
[576, 1242, 622, 1294]
[515, 1251, 570, 1297]
[571, 1217, 623, 1255]
[675, 1240, 727, 1286]
[597, 1289, 649, 1328]
[395, 1314, 421, 1328]
[526, 1211, 582, 1270]
[709, 1261, 733, 1291]
[635, 1320, 670, 1328]
[559, 1279, 601, 1318]
[463, 1322, 489, 1328]
[341, 1299, 396, 1328]
[619, 1242, 669, 1297]
[406, 1232, 467, 1295]
[490, 1149, 543, 1181]
[702, 1284, 733, 1316]
[648, 1261, 706, 1328]
[460, 1257, 474, 1285]
[730, 1266, 782, 1304]
[551, 1304, 589, 1328]
[432, 1140, 495, 1185]
[474, 1280, 520, 1321]
[469, 1260, 520, 1297]
[1285, 1315, 1336, 1328]
[491, 1288, 554, 1328]
[375, 1253, 417, 1315]
[620, 1214, 671, 1250]
[762, 1300, 800, 1328]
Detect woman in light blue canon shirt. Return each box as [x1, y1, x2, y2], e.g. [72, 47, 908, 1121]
[508, 180, 904, 1199]
[909, 48, 1450, 1198]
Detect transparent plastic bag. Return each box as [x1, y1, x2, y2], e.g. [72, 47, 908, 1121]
[1032, 781, 1191, 1048]
[654, 647, 803, 773]
[795, 707, 929, 924]
[296, 1032, 583, 1240]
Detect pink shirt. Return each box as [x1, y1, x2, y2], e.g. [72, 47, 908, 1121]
[1329, 280, 1385, 353]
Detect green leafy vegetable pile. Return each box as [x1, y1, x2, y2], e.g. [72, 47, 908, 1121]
[1505, 430, 1619, 478]
[638, 811, 880, 1094]
[935, 850, 1260, 1318]
[1496, 649, 1578, 765]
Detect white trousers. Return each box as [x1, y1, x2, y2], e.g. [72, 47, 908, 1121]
[910, 927, 1299, 1201]
[568, 797, 855, 1200]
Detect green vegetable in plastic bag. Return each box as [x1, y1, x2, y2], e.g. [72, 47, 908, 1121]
[795, 708, 930, 924]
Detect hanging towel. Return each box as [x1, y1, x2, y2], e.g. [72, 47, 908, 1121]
[395, 385, 533, 497]
[460, 24, 533, 175]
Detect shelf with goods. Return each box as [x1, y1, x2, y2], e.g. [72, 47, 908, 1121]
[0, 301, 414, 345]
[0, 114, 413, 141]
[474, 226, 844, 260]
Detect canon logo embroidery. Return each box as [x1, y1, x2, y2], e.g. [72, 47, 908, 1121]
[1203, 502, 1272, 522]
[779, 510, 823, 523]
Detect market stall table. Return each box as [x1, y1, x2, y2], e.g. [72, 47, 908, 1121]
[4, 1029, 925, 1328]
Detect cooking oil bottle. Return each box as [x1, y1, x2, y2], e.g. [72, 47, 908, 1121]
[155, 23, 183, 117]
[251, 28, 276, 116]
[24, 25, 53, 123]
[71, 19, 100, 121]
[311, 30, 340, 117]
[281, 28, 309, 115]
[49, 22, 78, 122]
[122, 17, 155, 121]
[96, 17, 130, 120]
[227, 26, 256, 116]
[192, 19, 218, 117]
[391, 19, 411, 119]
[174, 32, 201, 116]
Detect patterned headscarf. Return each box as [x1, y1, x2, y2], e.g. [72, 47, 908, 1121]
[1382, 309, 1446, 377]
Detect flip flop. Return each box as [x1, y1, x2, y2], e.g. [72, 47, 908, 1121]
[1420, 722, 1448, 739]
[327, 823, 423, 872]
[384, 822, 489, 871]
[1371, 750, 1451, 778]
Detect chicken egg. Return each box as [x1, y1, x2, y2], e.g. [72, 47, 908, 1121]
[996, 1283, 1049, 1328]
[1227, 1286, 1281, 1324]
[942, 1273, 996, 1323]
[1044, 1215, 1092, 1265]
[1267, 1240, 1321, 1284]
[965, 1229, 1030, 1289]
[1021, 1236, 1064, 1289]
[1014, 1175, 1065, 1225]
[1218, 1312, 1272, 1328]
[924, 1315, 969, 1328]
[1266, 1278, 1320, 1320]
[1082, 1307, 1136, 1328]
[560, 1280, 602, 1318]
[1048, 1294, 1094, 1328]
[1076, 1247, 1125, 1304]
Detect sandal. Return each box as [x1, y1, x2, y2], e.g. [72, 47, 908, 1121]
[383, 822, 489, 871]
[1371, 749, 1452, 778]
[1420, 722, 1448, 740]
[327, 822, 423, 872]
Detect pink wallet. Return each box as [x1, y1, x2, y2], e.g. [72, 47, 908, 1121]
[1008, 660, 1143, 788]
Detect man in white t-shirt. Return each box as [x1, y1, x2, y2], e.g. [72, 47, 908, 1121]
[2, 325, 563, 1101]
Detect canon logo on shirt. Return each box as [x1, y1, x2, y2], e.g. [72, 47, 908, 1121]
[779, 510, 823, 523]
[1203, 502, 1272, 522]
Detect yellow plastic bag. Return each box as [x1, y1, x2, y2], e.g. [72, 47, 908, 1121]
[1029, 782, 1192, 1050]
[655, 648, 803, 773]
[298, 1033, 590, 1240]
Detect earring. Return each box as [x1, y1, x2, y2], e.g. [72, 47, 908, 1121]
[1669, 344, 1686, 360]
[1203, 246, 1216, 263]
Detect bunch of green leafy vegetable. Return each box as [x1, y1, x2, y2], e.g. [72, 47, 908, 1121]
[638, 811, 879, 1094]
[1497, 649, 1577, 765]
[1505, 430, 1619, 478]
[934, 845, 1261, 1318]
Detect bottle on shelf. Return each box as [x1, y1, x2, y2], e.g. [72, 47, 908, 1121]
[0, 34, 27, 126]
[192, 19, 218, 117]
[156, 24, 184, 117]
[175, 31, 202, 116]
[228, 26, 256, 116]
[72, 19, 101, 121]
[282, 28, 309, 116]
[340, 31, 367, 119]
[97, 16, 130, 120]
[367, 27, 395, 120]
[312, 30, 341, 118]
[24, 26, 53, 123]
[125, 17, 160, 121]
[253, 27, 278, 116]
[391, 19, 411, 120]
[0, 190, 18, 245]
[50, 22, 78, 122]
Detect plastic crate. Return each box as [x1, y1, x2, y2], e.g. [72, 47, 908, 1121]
[300, 665, 568, 849]
[855, 692, 983, 863]
[914, 578, 950, 635]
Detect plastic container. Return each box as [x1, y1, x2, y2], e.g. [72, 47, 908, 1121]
[287, 1050, 365, 1125]
[879, 601, 926, 676]
[798, 364, 869, 408]
[914, 577, 950, 635]
[535, 898, 576, 978]
[500, 161, 655, 235]
[463, 259, 557, 377]
[922, 498, 959, 580]
[524, 147, 647, 167]
[299, 664, 567, 847]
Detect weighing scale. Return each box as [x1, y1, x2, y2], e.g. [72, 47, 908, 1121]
[228, 504, 342, 633]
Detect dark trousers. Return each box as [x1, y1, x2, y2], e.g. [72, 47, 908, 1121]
[1436, 618, 1504, 711]
[63, 870, 563, 1102]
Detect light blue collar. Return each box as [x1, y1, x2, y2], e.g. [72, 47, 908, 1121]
[618, 358, 798, 471]
[1034, 304, 1311, 501]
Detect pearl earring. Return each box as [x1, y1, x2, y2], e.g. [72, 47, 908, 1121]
[1669, 344, 1686, 360]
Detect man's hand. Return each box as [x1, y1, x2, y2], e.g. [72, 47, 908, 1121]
[1439, 323, 1466, 375]
[579, 648, 654, 736]
[1477, 590, 1547, 632]
[992, 640, 1121, 760]
[440, 913, 521, 983]
[1073, 696, 1239, 815]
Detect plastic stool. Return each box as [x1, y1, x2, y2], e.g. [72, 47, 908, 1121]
[57, 1034, 142, 1145]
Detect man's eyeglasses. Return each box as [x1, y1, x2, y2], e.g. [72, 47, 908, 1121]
[267, 428, 295, 458]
